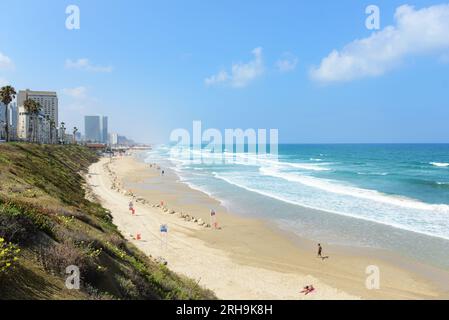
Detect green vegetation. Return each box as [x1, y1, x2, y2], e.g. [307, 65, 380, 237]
[0, 237, 20, 273]
[0, 143, 215, 300]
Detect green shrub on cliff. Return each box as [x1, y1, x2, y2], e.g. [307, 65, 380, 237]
[0, 237, 20, 274]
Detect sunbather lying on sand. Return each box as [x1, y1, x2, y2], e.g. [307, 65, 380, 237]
[300, 285, 315, 295]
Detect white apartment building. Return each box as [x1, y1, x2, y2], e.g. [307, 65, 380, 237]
[17, 104, 49, 142]
[16, 89, 59, 143]
[17, 89, 58, 125]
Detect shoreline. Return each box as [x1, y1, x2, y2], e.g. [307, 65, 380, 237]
[87, 152, 449, 299]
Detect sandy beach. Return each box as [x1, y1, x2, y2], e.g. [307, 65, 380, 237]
[86, 153, 449, 300]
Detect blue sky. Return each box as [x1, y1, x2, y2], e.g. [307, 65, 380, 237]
[1, 0, 448, 143]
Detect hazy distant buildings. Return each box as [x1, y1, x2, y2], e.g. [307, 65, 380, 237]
[109, 132, 118, 146]
[17, 89, 58, 125]
[84, 115, 108, 143]
[117, 135, 135, 146]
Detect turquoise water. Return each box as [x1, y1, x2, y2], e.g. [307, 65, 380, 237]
[145, 144, 449, 268]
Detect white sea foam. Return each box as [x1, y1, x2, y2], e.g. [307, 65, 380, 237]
[211, 171, 449, 240]
[146, 146, 449, 241]
[259, 166, 449, 212]
[165, 148, 331, 171]
[357, 172, 389, 176]
[430, 162, 449, 167]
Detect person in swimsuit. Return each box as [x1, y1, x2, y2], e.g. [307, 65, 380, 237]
[300, 285, 315, 295]
[210, 209, 217, 229]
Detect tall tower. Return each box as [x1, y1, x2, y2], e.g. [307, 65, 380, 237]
[102, 116, 108, 144]
[84, 115, 101, 142]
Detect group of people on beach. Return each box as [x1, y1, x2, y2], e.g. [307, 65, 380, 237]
[123, 160, 330, 298]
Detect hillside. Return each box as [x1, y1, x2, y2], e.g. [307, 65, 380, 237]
[0, 143, 215, 300]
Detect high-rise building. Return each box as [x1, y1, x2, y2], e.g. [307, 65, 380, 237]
[9, 102, 18, 130]
[84, 115, 108, 143]
[9, 102, 18, 140]
[0, 102, 6, 140]
[17, 105, 49, 142]
[84, 115, 101, 143]
[102, 116, 108, 144]
[1, 101, 19, 141]
[17, 89, 58, 125]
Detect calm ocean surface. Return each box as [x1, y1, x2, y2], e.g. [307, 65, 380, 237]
[144, 144, 449, 269]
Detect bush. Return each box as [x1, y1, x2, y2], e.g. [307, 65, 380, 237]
[84, 284, 116, 300]
[0, 199, 55, 238]
[116, 274, 140, 299]
[37, 242, 98, 284]
[0, 237, 20, 274]
[0, 205, 38, 245]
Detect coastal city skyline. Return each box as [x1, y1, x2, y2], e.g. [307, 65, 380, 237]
[0, 86, 133, 146]
[1, 1, 448, 143]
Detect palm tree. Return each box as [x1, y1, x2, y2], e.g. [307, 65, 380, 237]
[23, 99, 35, 142]
[60, 122, 66, 144]
[49, 119, 56, 144]
[73, 127, 78, 144]
[32, 102, 42, 143]
[22, 99, 42, 143]
[0, 85, 17, 142]
[45, 115, 51, 144]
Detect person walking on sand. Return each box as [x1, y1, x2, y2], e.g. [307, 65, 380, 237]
[210, 209, 217, 229]
[317, 243, 323, 258]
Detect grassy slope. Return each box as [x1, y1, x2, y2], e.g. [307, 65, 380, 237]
[0, 143, 215, 300]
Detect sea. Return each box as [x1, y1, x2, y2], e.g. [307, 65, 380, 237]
[143, 144, 449, 269]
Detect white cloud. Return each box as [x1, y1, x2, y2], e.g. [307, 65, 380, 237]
[276, 52, 298, 72]
[65, 58, 113, 73]
[205, 47, 264, 88]
[0, 78, 8, 87]
[62, 86, 88, 99]
[310, 4, 449, 83]
[61, 86, 99, 113]
[204, 71, 229, 86]
[0, 52, 14, 70]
